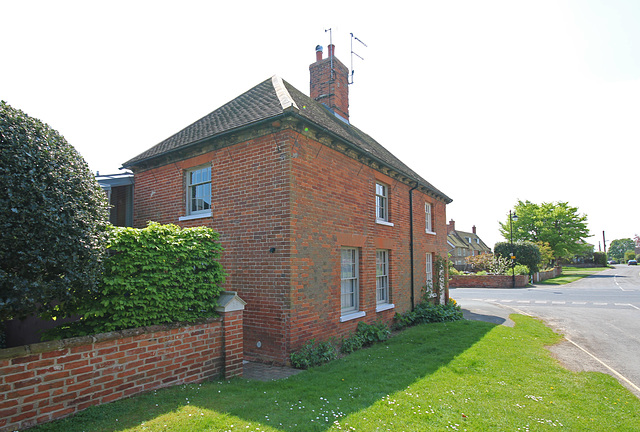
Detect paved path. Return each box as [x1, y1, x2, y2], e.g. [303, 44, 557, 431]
[243, 361, 302, 381]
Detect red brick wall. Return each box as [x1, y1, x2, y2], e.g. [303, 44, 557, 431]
[0, 315, 242, 432]
[287, 133, 448, 350]
[132, 132, 292, 364]
[449, 274, 529, 288]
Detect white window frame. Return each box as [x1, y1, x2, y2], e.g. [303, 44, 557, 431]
[376, 249, 395, 312]
[180, 165, 212, 221]
[425, 203, 435, 234]
[375, 182, 394, 226]
[426, 253, 433, 288]
[340, 248, 365, 322]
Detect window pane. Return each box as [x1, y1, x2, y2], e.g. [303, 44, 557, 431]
[341, 248, 358, 312]
[187, 166, 212, 215]
[376, 250, 389, 304]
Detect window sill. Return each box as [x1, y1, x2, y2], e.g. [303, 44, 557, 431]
[376, 303, 395, 313]
[425, 230, 436, 235]
[179, 212, 212, 221]
[340, 311, 366, 322]
[376, 220, 395, 227]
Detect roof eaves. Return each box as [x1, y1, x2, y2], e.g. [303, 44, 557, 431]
[122, 112, 286, 169]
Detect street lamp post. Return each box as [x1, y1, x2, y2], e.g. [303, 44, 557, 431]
[509, 210, 518, 288]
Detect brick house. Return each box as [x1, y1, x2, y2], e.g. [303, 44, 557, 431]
[123, 45, 452, 364]
[447, 220, 491, 270]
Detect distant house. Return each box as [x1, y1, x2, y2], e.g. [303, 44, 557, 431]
[447, 220, 491, 270]
[96, 172, 134, 227]
[122, 45, 452, 365]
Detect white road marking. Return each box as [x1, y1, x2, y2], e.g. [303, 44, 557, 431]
[489, 301, 640, 396]
[565, 337, 640, 395]
[615, 274, 633, 292]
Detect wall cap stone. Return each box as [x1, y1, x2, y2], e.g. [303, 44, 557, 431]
[216, 291, 247, 312]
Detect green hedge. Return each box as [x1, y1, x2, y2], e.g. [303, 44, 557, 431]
[46, 222, 226, 339]
[594, 251, 607, 266]
[494, 241, 541, 273]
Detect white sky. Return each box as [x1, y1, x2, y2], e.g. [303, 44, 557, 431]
[2, 0, 638, 250]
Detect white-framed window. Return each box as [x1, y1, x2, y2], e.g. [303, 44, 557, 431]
[425, 203, 434, 233]
[186, 165, 211, 216]
[426, 253, 433, 288]
[341, 248, 359, 314]
[376, 250, 389, 305]
[376, 182, 388, 222]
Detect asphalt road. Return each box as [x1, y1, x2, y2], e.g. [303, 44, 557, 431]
[452, 264, 640, 397]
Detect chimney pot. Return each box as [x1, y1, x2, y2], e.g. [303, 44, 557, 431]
[315, 45, 323, 62]
[328, 44, 335, 57]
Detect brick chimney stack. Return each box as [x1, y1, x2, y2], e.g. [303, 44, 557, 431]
[309, 44, 349, 122]
[447, 220, 456, 234]
[472, 225, 477, 234]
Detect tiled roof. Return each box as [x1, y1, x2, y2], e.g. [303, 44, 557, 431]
[124, 76, 452, 203]
[447, 230, 492, 253]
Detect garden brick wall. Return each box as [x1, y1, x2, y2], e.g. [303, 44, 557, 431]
[131, 124, 449, 365]
[449, 274, 529, 288]
[0, 303, 244, 432]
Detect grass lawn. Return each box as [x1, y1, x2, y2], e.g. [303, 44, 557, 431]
[537, 266, 611, 286]
[29, 315, 640, 431]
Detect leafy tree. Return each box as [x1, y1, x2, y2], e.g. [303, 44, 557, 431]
[608, 238, 635, 261]
[624, 251, 636, 262]
[494, 241, 541, 273]
[535, 241, 554, 269]
[0, 101, 109, 321]
[499, 200, 590, 262]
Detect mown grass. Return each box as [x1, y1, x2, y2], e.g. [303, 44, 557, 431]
[30, 316, 639, 432]
[537, 266, 611, 286]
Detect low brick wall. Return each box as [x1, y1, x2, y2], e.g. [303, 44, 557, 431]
[0, 292, 245, 432]
[532, 267, 562, 283]
[449, 274, 529, 288]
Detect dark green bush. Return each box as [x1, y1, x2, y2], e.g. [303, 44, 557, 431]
[393, 299, 463, 330]
[355, 320, 391, 345]
[340, 321, 391, 354]
[0, 101, 110, 321]
[46, 222, 226, 338]
[594, 251, 607, 266]
[495, 241, 541, 273]
[290, 339, 338, 369]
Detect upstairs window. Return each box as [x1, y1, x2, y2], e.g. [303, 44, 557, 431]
[187, 166, 211, 216]
[375, 182, 388, 222]
[425, 203, 434, 233]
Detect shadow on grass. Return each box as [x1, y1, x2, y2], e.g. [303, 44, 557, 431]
[29, 320, 495, 432]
